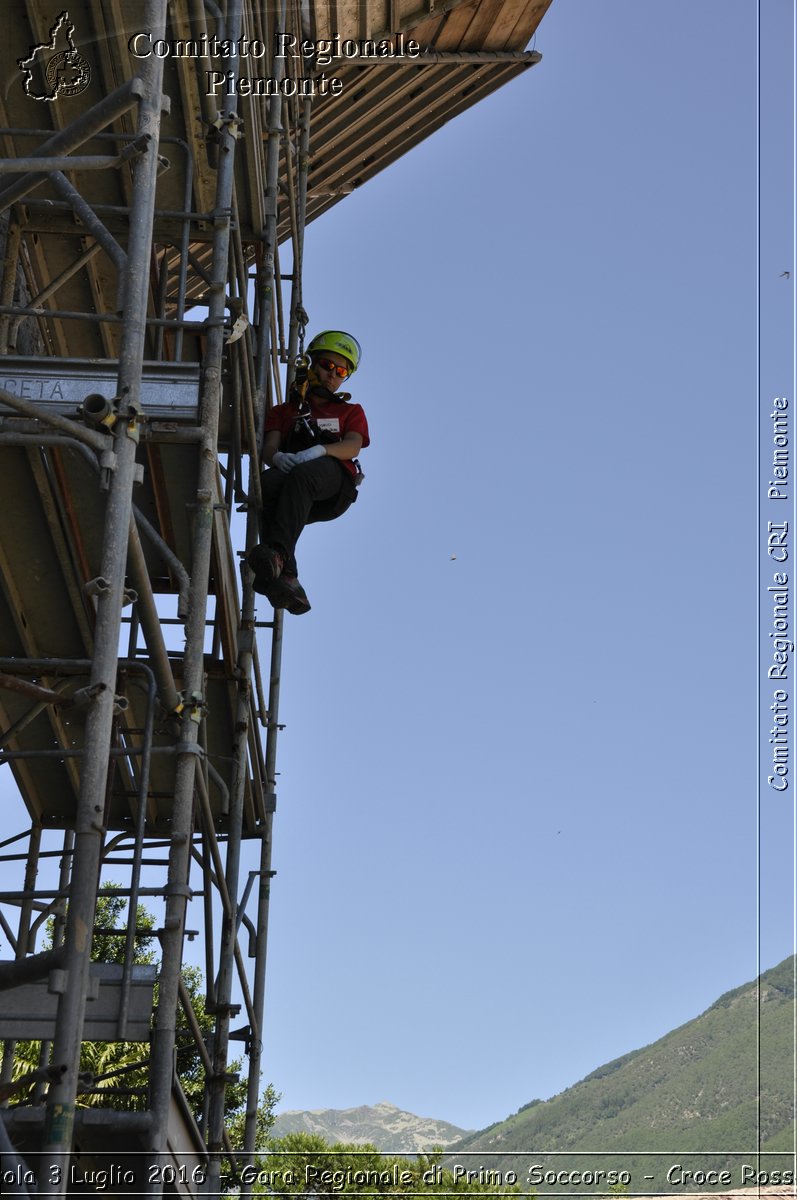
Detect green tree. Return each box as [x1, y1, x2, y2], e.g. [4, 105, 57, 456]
[228, 1132, 521, 1199]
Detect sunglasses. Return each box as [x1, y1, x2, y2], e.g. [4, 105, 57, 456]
[315, 356, 350, 379]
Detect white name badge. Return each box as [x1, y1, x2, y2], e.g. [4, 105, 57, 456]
[317, 418, 340, 433]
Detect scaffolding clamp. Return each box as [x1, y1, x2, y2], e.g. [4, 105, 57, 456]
[116, 396, 144, 444]
[210, 111, 245, 141]
[48, 969, 67, 995]
[84, 576, 111, 598]
[71, 681, 105, 707]
[82, 392, 119, 429]
[215, 1002, 241, 1019]
[236, 627, 255, 656]
[164, 883, 193, 901]
[229, 1023, 252, 1052]
[120, 132, 152, 162]
[174, 692, 207, 725]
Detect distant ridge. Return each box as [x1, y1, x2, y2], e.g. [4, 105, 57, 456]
[271, 1100, 472, 1154]
[446, 955, 795, 1185]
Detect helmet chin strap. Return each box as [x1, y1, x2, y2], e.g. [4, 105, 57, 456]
[290, 360, 351, 406]
[306, 368, 350, 402]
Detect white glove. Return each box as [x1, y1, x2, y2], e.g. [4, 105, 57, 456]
[292, 445, 327, 465]
[272, 451, 298, 473]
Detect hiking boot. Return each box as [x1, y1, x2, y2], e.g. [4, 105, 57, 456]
[246, 544, 283, 594]
[273, 574, 311, 615]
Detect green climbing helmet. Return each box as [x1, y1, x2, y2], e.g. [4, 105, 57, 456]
[306, 330, 362, 375]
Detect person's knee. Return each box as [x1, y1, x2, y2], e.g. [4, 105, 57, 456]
[284, 461, 329, 498]
[260, 469, 284, 502]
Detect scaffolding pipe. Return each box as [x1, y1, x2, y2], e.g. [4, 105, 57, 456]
[0, 430, 184, 702]
[0, 219, 21, 354]
[286, 93, 313, 369]
[240, 8, 287, 1166]
[195, 772, 233, 922]
[169, 138, 196, 360]
[0, 674, 76, 707]
[17, 243, 104, 314]
[0, 304, 209, 330]
[16, 826, 42, 966]
[0, 914, 17, 954]
[0, 78, 142, 213]
[0, 387, 109, 453]
[29, 832, 73, 1109]
[0, 430, 191, 618]
[241, 629, 281, 1186]
[131, 506, 191, 618]
[204, 613, 254, 1161]
[253, 12, 287, 444]
[0, 946, 66, 992]
[0, 154, 130, 173]
[115, 664, 157, 1038]
[36, 5, 168, 1181]
[51, 173, 128, 271]
[0, 824, 41, 1096]
[4, 1108, 153, 1136]
[146, 3, 244, 1191]
[126, 520, 182, 714]
[197, 840, 217, 1011]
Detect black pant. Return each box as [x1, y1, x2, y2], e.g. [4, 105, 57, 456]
[260, 457, 357, 575]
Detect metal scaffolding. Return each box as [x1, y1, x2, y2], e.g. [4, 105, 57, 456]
[0, 0, 550, 1193]
[0, 0, 309, 1192]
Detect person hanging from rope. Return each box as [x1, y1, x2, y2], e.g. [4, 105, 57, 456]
[247, 330, 369, 615]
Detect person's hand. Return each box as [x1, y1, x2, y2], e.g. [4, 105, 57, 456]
[272, 451, 298, 473]
[292, 445, 326, 465]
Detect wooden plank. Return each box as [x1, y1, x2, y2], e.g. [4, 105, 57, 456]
[305, 59, 524, 189]
[336, 0, 362, 37]
[452, 0, 505, 48]
[429, 2, 480, 49]
[407, 15, 445, 45]
[502, 0, 554, 49]
[486, 0, 537, 50]
[296, 60, 529, 235]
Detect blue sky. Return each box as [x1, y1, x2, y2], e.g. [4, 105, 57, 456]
[255, 0, 796, 1131]
[0, 0, 792, 1144]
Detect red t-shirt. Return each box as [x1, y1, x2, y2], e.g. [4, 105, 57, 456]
[264, 390, 370, 479]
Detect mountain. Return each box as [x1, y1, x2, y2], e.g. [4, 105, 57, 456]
[444, 956, 795, 1190]
[271, 1100, 472, 1154]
